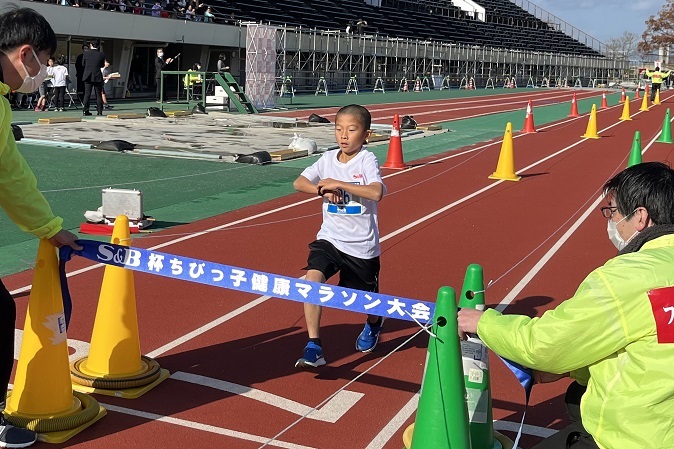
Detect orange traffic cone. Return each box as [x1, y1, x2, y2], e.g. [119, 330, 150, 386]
[568, 93, 580, 117]
[382, 114, 407, 169]
[403, 81, 408, 93]
[635, 85, 640, 100]
[414, 78, 421, 92]
[521, 100, 536, 133]
[469, 78, 474, 90]
[600, 91, 609, 109]
[582, 104, 600, 139]
[620, 87, 626, 103]
[489, 123, 520, 181]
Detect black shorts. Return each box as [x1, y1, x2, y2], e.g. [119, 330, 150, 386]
[304, 239, 379, 293]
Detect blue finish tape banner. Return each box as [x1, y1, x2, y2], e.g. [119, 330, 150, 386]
[60, 240, 436, 324]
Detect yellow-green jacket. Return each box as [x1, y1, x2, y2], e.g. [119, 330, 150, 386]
[478, 234, 674, 449]
[0, 81, 62, 238]
[183, 69, 201, 88]
[645, 69, 670, 84]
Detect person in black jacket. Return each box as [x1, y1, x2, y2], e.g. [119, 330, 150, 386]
[81, 38, 105, 115]
[154, 47, 174, 102]
[74, 44, 87, 102]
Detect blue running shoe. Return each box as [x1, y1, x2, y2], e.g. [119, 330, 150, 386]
[295, 342, 326, 368]
[356, 319, 384, 353]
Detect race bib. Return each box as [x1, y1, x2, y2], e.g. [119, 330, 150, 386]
[326, 188, 363, 215]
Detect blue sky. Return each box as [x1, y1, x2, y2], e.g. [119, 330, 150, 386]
[533, 0, 662, 42]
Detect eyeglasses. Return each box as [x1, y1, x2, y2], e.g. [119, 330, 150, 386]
[600, 206, 618, 218]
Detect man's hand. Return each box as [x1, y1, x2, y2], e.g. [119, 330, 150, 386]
[533, 370, 569, 384]
[166, 58, 173, 64]
[457, 308, 484, 340]
[48, 230, 82, 251]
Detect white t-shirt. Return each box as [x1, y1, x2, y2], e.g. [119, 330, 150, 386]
[300, 148, 385, 259]
[48, 65, 68, 87]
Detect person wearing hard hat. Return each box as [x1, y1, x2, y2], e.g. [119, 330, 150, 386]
[645, 66, 670, 102]
[458, 162, 674, 449]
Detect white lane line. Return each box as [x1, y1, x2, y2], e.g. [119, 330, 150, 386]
[100, 403, 318, 449]
[496, 194, 603, 313]
[364, 391, 419, 449]
[146, 295, 272, 358]
[493, 420, 556, 439]
[170, 371, 363, 423]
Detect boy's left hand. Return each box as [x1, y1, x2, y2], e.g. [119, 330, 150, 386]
[317, 178, 343, 193]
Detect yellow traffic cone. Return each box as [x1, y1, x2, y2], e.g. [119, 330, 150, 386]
[4, 239, 105, 443]
[582, 104, 600, 139]
[488, 123, 521, 181]
[70, 215, 169, 398]
[620, 96, 632, 121]
[655, 89, 661, 105]
[639, 92, 649, 111]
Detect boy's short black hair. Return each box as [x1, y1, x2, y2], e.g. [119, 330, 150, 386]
[89, 38, 100, 48]
[335, 104, 371, 130]
[604, 161, 674, 225]
[0, 7, 56, 55]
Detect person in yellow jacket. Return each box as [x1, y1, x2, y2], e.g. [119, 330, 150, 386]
[645, 66, 670, 102]
[183, 62, 203, 101]
[0, 7, 81, 448]
[458, 162, 674, 449]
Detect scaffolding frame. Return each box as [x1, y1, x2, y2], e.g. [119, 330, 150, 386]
[271, 26, 627, 94]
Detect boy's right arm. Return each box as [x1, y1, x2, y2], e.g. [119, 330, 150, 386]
[293, 175, 319, 195]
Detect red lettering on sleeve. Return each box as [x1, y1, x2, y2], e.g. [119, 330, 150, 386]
[648, 287, 674, 344]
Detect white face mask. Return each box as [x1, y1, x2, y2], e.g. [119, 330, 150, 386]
[607, 209, 639, 250]
[157, 52, 164, 58]
[16, 48, 49, 93]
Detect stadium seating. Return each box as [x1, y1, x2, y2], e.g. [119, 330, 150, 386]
[212, 0, 599, 56]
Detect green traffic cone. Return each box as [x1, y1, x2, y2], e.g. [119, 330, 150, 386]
[409, 287, 471, 449]
[628, 131, 642, 167]
[460, 263, 485, 310]
[459, 264, 496, 449]
[656, 109, 673, 144]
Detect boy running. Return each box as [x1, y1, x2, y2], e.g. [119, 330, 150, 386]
[293, 104, 386, 368]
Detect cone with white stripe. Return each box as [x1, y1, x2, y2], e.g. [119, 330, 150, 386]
[521, 100, 536, 133]
[382, 114, 407, 169]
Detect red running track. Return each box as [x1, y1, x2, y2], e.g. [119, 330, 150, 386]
[264, 89, 608, 125]
[5, 91, 674, 449]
